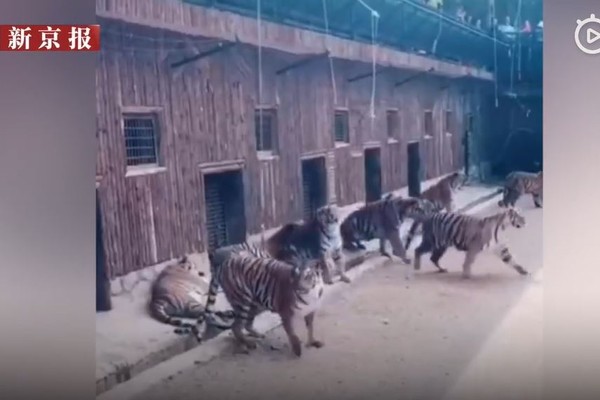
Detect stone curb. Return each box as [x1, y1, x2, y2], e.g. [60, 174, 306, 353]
[97, 189, 503, 400]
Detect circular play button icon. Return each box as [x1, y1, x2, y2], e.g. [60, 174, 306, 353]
[575, 14, 600, 55]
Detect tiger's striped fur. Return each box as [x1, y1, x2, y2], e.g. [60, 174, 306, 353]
[498, 171, 543, 208]
[206, 254, 327, 357]
[149, 256, 208, 328]
[266, 204, 347, 283]
[404, 172, 466, 249]
[414, 208, 528, 279]
[340, 193, 411, 264]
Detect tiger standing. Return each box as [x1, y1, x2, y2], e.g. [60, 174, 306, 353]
[149, 256, 211, 328]
[404, 172, 467, 249]
[200, 254, 327, 357]
[266, 204, 349, 284]
[340, 194, 411, 264]
[498, 170, 543, 208]
[413, 207, 529, 279]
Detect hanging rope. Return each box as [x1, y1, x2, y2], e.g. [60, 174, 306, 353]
[256, 0, 265, 214]
[369, 12, 380, 119]
[516, 0, 523, 81]
[492, 0, 499, 107]
[321, 0, 337, 105]
[355, 0, 380, 120]
[431, 7, 443, 55]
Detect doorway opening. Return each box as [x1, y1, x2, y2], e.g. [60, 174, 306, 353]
[96, 188, 111, 312]
[301, 156, 328, 220]
[407, 141, 422, 197]
[364, 147, 382, 202]
[203, 169, 247, 251]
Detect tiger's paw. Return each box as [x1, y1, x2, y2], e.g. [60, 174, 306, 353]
[291, 338, 302, 357]
[306, 340, 324, 348]
[340, 275, 352, 284]
[437, 268, 448, 273]
[515, 265, 529, 276]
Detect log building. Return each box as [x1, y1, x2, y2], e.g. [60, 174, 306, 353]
[95, 0, 507, 289]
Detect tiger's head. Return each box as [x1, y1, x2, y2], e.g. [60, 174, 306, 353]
[315, 205, 341, 238]
[291, 259, 323, 293]
[447, 171, 467, 190]
[174, 255, 205, 277]
[505, 207, 526, 229]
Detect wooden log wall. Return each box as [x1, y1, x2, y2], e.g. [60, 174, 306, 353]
[96, 23, 490, 279]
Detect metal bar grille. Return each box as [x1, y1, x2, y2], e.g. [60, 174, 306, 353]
[334, 110, 349, 143]
[204, 179, 228, 251]
[424, 110, 433, 136]
[302, 170, 313, 220]
[386, 109, 399, 139]
[123, 115, 159, 166]
[255, 108, 276, 151]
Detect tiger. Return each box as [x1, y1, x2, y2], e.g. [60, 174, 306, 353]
[413, 207, 528, 279]
[404, 171, 467, 249]
[149, 256, 212, 328]
[498, 170, 543, 208]
[186, 254, 327, 357]
[266, 204, 349, 284]
[340, 193, 412, 264]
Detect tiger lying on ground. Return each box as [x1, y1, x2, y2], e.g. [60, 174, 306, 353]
[413, 207, 528, 279]
[213, 254, 326, 357]
[404, 171, 467, 249]
[498, 170, 543, 208]
[149, 256, 221, 328]
[340, 193, 412, 264]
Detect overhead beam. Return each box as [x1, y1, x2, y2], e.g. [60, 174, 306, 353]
[394, 67, 435, 88]
[275, 51, 330, 75]
[170, 40, 237, 69]
[346, 67, 390, 83]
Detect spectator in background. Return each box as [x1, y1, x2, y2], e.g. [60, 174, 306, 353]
[456, 3, 467, 23]
[498, 15, 517, 41]
[522, 20, 532, 33]
[475, 19, 482, 29]
[425, 0, 443, 11]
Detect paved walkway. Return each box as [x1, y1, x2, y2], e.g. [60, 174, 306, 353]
[113, 194, 542, 400]
[96, 176, 499, 395]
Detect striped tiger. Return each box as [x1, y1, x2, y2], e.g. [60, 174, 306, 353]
[266, 204, 348, 283]
[193, 254, 327, 357]
[404, 172, 466, 249]
[413, 207, 528, 279]
[498, 171, 543, 208]
[340, 193, 412, 264]
[149, 256, 210, 328]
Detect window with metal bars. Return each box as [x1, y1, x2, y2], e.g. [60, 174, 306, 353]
[444, 110, 454, 134]
[386, 109, 400, 139]
[123, 114, 160, 167]
[334, 109, 350, 143]
[254, 108, 277, 152]
[424, 110, 433, 137]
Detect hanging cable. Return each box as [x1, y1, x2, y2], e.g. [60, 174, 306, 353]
[516, 0, 523, 81]
[369, 11, 380, 120]
[431, 7, 443, 55]
[256, 0, 265, 213]
[492, 0, 499, 107]
[321, 0, 337, 105]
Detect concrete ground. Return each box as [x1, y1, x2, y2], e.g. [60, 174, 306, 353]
[95, 176, 499, 395]
[122, 197, 542, 400]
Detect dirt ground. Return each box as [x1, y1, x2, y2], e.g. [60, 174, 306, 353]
[134, 200, 542, 400]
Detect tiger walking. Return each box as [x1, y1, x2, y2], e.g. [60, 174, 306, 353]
[340, 194, 412, 264]
[413, 208, 528, 279]
[498, 170, 543, 208]
[404, 171, 467, 249]
[203, 254, 327, 357]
